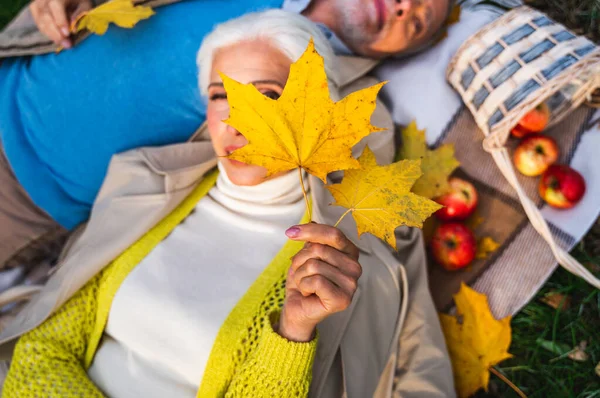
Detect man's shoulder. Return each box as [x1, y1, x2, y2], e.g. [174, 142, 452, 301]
[335, 55, 380, 89]
[462, 0, 522, 12]
[280, 0, 311, 13]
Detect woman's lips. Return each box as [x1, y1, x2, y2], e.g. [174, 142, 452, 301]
[224, 145, 247, 166]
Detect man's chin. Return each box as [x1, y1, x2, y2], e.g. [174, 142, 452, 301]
[359, 46, 393, 59]
[338, 29, 385, 58]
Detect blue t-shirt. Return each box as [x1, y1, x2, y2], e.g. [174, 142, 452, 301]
[0, 0, 282, 229]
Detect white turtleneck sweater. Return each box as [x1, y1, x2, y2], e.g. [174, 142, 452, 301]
[87, 164, 306, 398]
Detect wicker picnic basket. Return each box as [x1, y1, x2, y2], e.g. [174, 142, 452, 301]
[446, 6, 600, 289]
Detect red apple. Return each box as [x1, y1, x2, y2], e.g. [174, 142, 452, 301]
[511, 124, 535, 138]
[434, 178, 479, 221]
[519, 103, 550, 133]
[431, 223, 476, 270]
[539, 165, 586, 209]
[513, 134, 559, 176]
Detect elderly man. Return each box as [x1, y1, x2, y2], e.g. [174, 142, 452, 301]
[28, 0, 451, 55]
[0, 0, 451, 270]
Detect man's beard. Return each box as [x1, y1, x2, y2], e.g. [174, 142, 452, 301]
[335, 0, 378, 52]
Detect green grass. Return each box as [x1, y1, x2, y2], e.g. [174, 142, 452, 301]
[0, 0, 29, 32]
[1, 0, 599, 396]
[524, 0, 600, 43]
[478, 241, 600, 398]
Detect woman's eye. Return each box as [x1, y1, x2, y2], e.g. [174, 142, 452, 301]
[262, 90, 280, 100]
[209, 93, 227, 101]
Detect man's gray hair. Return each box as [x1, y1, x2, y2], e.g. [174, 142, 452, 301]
[197, 10, 340, 98]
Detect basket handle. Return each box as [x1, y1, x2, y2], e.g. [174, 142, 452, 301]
[488, 147, 600, 288]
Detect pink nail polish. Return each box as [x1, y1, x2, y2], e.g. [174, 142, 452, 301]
[285, 227, 301, 238]
[61, 27, 70, 36]
[61, 39, 72, 49]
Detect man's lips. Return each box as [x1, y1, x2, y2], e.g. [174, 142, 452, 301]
[374, 0, 387, 31]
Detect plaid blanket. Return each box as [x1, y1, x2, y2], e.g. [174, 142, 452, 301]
[375, 5, 600, 318]
[429, 105, 596, 316]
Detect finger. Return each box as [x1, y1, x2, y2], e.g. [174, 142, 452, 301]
[285, 223, 359, 260]
[297, 275, 352, 313]
[37, 12, 66, 46]
[291, 243, 362, 279]
[29, 0, 45, 28]
[48, 0, 70, 37]
[29, 0, 40, 19]
[293, 259, 358, 297]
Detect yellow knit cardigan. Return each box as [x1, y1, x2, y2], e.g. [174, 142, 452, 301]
[3, 170, 317, 397]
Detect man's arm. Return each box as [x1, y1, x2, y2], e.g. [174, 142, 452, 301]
[28, 0, 94, 48]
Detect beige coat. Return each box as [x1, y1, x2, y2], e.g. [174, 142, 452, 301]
[0, 88, 454, 398]
[0, 3, 455, 397]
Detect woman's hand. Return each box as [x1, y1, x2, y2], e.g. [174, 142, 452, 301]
[278, 223, 362, 342]
[30, 0, 93, 48]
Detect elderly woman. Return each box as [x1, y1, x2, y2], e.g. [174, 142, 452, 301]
[0, 10, 454, 398]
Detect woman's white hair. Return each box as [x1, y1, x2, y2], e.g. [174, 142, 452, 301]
[197, 9, 340, 99]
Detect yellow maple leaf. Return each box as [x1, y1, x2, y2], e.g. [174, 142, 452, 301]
[397, 120, 460, 199]
[71, 0, 154, 35]
[326, 147, 442, 250]
[221, 39, 386, 183]
[439, 283, 513, 398]
[476, 236, 501, 259]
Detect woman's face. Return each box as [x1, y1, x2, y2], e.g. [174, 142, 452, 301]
[207, 40, 292, 186]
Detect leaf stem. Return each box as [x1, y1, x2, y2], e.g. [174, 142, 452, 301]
[298, 167, 311, 218]
[490, 367, 528, 398]
[333, 208, 353, 228]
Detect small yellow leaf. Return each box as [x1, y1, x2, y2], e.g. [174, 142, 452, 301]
[439, 283, 513, 398]
[397, 120, 460, 199]
[466, 211, 485, 231]
[476, 236, 500, 259]
[327, 147, 442, 250]
[447, 4, 462, 26]
[223, 39, 386, 183]
[540, 291, 571, 311]
[72, 0, 154, 35]
[595, 361, 600, 377]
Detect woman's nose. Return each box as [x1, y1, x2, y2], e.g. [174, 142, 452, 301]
[226, 124, 242, 137]
[393, 0, 415, 18]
